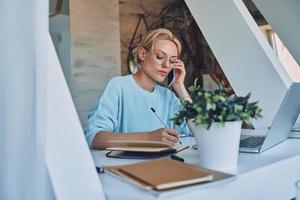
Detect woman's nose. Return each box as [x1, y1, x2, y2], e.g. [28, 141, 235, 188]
[162, 60, 171, 68]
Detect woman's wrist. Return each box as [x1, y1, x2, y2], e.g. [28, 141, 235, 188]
[180, 95, 192, 102]
[172, 83, 186, 95]
[173, 83, 192, 102]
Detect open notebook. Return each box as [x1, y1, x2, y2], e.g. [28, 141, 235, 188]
[105, 158, 213, 190]
[106, 140, 188, 153]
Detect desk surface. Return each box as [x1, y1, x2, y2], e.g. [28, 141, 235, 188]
[92, 137, 300, 200]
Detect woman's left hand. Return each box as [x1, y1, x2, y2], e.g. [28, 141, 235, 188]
[170, 59, 192, 102]
[170, 59, 186, 88]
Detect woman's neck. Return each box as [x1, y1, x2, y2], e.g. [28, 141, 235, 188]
[133, 69, 156, 92]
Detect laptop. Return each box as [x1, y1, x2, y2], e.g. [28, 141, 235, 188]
[239, 83, 300, 153]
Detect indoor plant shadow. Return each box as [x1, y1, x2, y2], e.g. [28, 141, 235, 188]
[173, 80, 262, 172]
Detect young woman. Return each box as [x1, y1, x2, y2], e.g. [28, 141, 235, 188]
[85, 28, 192, 149]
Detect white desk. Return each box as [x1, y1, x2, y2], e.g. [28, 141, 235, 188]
[92, 137, 300, 200]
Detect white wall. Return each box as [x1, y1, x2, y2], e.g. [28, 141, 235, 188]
[50, 14, 71, 86]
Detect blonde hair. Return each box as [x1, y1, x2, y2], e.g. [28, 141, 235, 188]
[132, 28, 182, 67]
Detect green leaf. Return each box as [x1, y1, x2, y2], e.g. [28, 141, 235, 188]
[206, 102, 216, 111]
[234, 105, 243, 113]
[225, 114, 235, 121]
[245, 92, 251, 100]
[171, 78, 263, 130]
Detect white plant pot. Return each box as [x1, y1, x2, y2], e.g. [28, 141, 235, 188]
[190, 121, 242, 173]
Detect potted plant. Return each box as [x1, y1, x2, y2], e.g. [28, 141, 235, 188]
[173, 80, 262, 172]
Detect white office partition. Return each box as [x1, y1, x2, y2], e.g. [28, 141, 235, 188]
[0, 0, 105, 199]
[0, 0, 54, 199]
[185, 0, 293, 129]
[252, 0, 300, 67]
[46, 33, 105, 199]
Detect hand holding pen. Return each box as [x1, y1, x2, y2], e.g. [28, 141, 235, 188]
[150, 107, 182, 145]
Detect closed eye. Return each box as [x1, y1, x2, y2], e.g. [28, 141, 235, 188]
[156, 54, 165, 60]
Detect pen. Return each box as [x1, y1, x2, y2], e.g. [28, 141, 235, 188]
[150, 107, 182, 144]
[170, 154, 185, 162]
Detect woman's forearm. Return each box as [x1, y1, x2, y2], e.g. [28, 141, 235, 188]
[173, 84, 192, 103]
[92, 131, 150, 149]
[91, 128, 180, 149]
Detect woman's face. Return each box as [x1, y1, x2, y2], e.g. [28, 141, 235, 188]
[141, 39, 178, 83]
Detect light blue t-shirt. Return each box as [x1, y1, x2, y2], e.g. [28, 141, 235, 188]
[84, 75, 191, 147]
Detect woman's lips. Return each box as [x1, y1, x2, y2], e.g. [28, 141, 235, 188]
[158, 71, 168, 76]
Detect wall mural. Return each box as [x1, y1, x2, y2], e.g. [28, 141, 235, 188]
[121, 0, 232, 91]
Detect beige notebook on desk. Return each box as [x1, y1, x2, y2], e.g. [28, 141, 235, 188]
[105, 158, 213, 190]
[106, 140, 188, 153]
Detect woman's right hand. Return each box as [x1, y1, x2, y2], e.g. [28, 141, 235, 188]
[147, 128, 180, 145]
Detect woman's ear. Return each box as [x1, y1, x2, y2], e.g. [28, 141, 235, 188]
[138, 47, 146, 62]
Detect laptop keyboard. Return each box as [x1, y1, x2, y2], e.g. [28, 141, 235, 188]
[240, 136, 265, 148]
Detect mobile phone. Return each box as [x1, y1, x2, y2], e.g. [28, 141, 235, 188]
[167, 69, 175, 87]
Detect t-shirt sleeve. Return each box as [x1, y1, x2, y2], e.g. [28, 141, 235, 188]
[84, 78, 121, 147]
